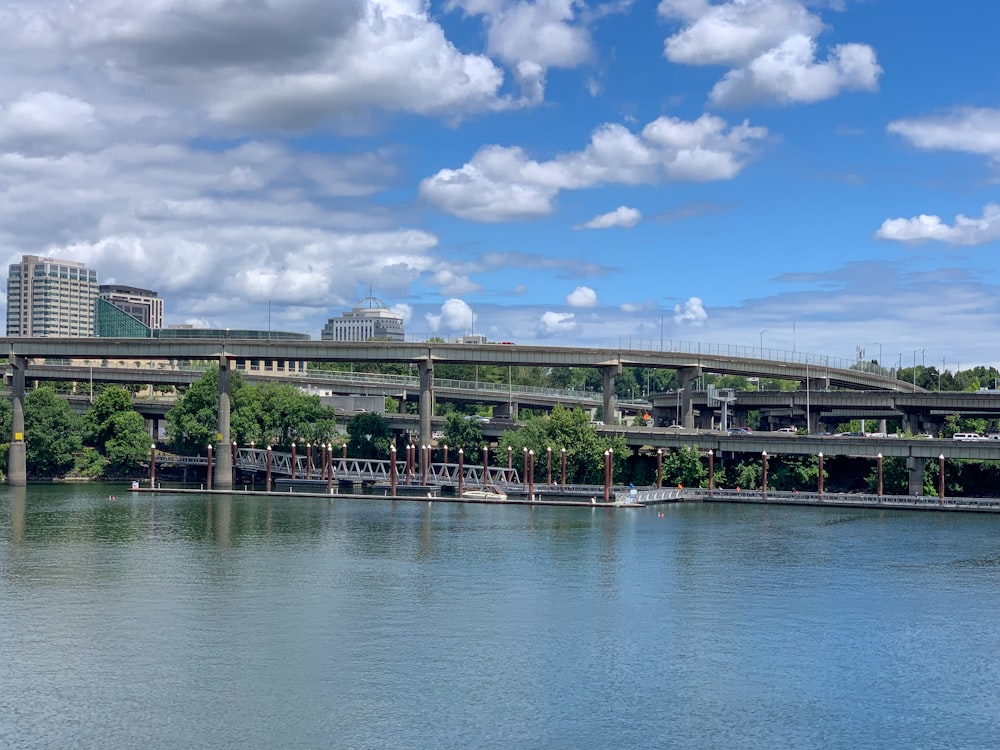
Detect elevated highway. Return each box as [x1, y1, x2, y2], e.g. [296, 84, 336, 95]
[1, 336, 916, 487]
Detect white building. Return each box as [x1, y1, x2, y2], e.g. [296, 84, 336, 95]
[98, 284, 164, 330]
[6, 255, 99, 337]
[321, 295, 404, 342]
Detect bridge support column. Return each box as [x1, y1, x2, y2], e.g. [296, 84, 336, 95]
[907, 457, 926, 496]
[677, 366, 702, 429]
[903, 414, 922, 435]
[418, 359, 434, 450]
[214, 356, 233, 490]
[7, 355, 27, 486]
[600, 365, 620, 425]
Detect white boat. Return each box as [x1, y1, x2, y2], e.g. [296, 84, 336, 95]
[462, 486, 508, 500]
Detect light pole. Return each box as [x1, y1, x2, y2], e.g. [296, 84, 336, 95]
[759, 330, 767, 354]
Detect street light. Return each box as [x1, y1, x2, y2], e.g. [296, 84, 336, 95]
[759, 330, 767, 354]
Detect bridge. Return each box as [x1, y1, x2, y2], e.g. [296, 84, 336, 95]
[157, 447, 642, 501]
[2, 336, 915, 487]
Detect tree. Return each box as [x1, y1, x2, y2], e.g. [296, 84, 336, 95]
[104, 411, 152, 474]
[346, 412, 392, 458]
[166, 366, 240, 454]
[232, 381, 337, 447]
[25, 387, 83, 477]
[660, 446, 706, 488]
[86, 386, 151, 474]
[442, 414, 484, 463]
[497, 405, 628, 484]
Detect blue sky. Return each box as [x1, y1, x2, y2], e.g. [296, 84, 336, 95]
[1, 0, 999, 369]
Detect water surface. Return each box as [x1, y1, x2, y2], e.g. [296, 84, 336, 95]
[3, 485, 1000, 749]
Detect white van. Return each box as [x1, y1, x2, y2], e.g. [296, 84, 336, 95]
[952, 433, 984, 441]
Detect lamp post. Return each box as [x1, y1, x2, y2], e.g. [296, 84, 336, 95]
[149, 443, 156, 487]
[876, 453, 883, 497]
[761, 451, 768, 495]
[546, 447, 552, 485]
[265, 445, 272, 492]
[708, 449, 714, 494]
[759, 330, 767, 354]
[458, 448, 464, 499]
[207, 443, 214, 489]
[390, 444, 397, 497]
[560, 447, 566, 486]
[290, 441, 297, 480]
[817, 452, 824, 495]
[938, 454, 945, 501]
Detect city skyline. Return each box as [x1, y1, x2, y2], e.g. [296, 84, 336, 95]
[0, 2, 998, 365]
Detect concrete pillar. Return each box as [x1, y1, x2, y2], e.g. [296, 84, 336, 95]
[418, 359, 434, 450]
[8, 355, 27, 486]
[214, 356, 233, 490]
[600, 365, 619, 425]
[906, 456, 926, 496]
[903, 413, 921, 435]
[677, 366, 702, 429]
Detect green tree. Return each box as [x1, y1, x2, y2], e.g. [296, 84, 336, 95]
[166, 366, 242, 454]
[233, 382, 337, 447]
[660, 446, 707, 488]
[104, 411, 152, 473]
[442, 414, 484, 463]
[25, 387, 83, 477]
[497, 405, 628, 484]
[346, 412, 392, 458]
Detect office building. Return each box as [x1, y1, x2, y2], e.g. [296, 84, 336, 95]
[6, 255, 99, 337]
[321, 294, 405, 342]
[98, 285, 164, 330]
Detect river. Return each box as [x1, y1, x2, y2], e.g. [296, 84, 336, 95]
[3, 485, 1000, 749]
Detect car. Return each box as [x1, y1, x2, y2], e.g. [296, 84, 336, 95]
[667, 424, 686, 430]
[835, 431, 866, 437]
[727, 427, 751, 435]
[776, 427, 797, 434]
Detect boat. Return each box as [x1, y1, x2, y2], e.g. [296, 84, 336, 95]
[462, 486, 508, 500]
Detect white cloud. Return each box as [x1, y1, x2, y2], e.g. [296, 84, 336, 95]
[0, 0, 515, 135]
[673, 296, 707, 324]
[450, 0, 596, 102]
[566, 286, 599, 307]
[431, 269, 482, 295]
[876, 204, 1000, 247]
[420, 114, 766, 221]
[659, 0, 881, 106]
[536, 310, 577, 336]
[709, 35, 881, 107]
[425, 298, 475, 333]
[888, 107, 1000, 159]
[577, 205, 641, 229]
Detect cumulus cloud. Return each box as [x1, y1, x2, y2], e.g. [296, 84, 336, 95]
[536, 310, 577, 336]
[420, 114, 766, 220]
[425, 298, 475, 333]
[566, 286, 599, 307]
[673, 296, 707, 324]
[0, 0, 515, 135]
[576, 205, 641, 229]
[450, 0, 599, 102]
[876, 204, 1000, 246]
[659, 0, 881, 106]
[888, 107, 1000, 159]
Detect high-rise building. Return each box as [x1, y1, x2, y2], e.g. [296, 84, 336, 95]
[96, 284, 164, 337]
[321, 294, 405, 342]
[6, 255, 99, 337]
